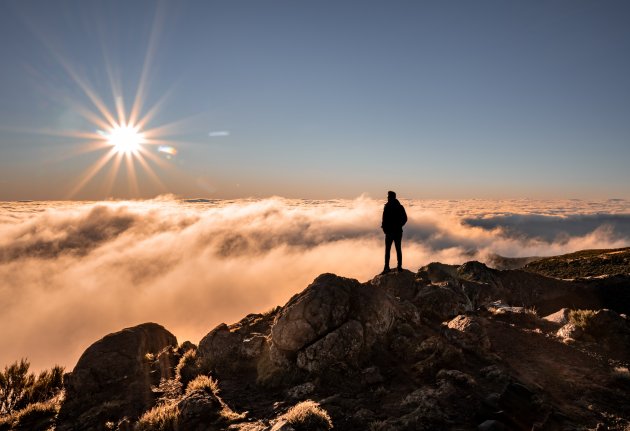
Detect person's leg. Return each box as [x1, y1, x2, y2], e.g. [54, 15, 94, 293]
[384, 234, 393, 272]
[395, 232, 402, 270]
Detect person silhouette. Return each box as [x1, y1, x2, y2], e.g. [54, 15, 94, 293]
[381, 191, 407, 274]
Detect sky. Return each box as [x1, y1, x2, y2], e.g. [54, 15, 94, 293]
[0, 0, 629, 200]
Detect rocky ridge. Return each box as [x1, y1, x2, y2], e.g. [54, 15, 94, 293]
[3, 253, 630, 431]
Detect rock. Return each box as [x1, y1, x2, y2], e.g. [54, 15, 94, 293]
[417, 262, 459, 283]
[478, 419, 508, 431]
[414, 284, 471, 321]
[271, 274, 358, 352]
[446, 315, 491, 350]
[361, 366, 384, 385]
[199, 310, 278, 377]
[296, 320, 364, 372]
[370, 269, 417, 301]
[458, 261, 502, 288]
[497, 382, 548, 430]
[269, 273, 396, 375]
[353, 408, 375, 422]
[58, 323, 177, 430]
[287, 382, 316, 399]
[436, 369, 476, 387]
[177, 390, 223, 430]
[543, 308, 571, 325]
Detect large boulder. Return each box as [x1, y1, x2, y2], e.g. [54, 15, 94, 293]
[370, 269, 417, 301]
[198, 309, 279, 380]
[268, 273, 397, 375]
[58, 323, 178, 430]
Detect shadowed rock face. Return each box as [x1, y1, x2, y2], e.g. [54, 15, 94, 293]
[57, 323, 178, 430]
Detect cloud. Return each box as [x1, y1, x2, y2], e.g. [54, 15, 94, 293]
[208, 131, 230, 137]
[0, 197, 629, 371]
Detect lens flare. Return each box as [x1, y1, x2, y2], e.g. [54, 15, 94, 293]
[158, 145, 177, 155]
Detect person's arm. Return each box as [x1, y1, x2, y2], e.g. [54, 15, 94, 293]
[381, 206, 386, 232]
[401, 206, 408, 226]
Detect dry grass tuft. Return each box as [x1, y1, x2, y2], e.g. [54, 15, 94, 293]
[175, 349, 199, 388]
[185, 375, 220, 397]
[282, 400, 333, 431]
[135, 401, 179, 431]
[568, 309, 596, 329]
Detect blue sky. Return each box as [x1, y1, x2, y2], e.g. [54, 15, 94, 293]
[1, 0, 629, 200]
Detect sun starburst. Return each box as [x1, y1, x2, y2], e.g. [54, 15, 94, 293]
[105, 124, 145, 154]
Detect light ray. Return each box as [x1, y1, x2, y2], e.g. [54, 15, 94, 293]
[135, 151, 168, 192]
[102, 152, 124, 197]
[125, 153, 140, 197]
[137, 146, 172, 170]
[128, 3, 165, 126]
[67, 148, 118, 199]
[55, 56, 118, 129]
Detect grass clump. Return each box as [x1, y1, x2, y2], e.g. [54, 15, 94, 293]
[0, 397, 59, 431]
[0, 358, 64, 416]
[568, 309, 596, 329]
[175, 349, 199, 389]
[282, 400, 333, 431]
[185, 375, 219, 396]
[135, 402, 179, 431]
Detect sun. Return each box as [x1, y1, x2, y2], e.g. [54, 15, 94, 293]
[106, 124, 144, 154]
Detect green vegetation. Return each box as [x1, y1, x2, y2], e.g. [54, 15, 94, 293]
[0, 359, 63, 417]
[282, 400, 333, 431]
[568, 309, 596, 329]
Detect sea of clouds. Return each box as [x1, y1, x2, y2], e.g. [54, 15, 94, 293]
[1, 196, 629, 370]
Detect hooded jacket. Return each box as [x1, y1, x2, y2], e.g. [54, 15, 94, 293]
[381, 198, 407, 235]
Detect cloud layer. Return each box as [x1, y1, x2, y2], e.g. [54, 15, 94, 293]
[1, 197, 629, 370]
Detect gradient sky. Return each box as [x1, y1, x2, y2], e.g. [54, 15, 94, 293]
[0, 0, 629, 200]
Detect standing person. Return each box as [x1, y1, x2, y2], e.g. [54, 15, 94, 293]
[381, 191, 407, 274]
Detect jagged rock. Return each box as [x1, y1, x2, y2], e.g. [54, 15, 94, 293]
[436, 369, 476, 387]
[297, 320, 364, 372]
[370, 269, 417, 300]
[361, 366, 384, 385]
[286, 382, 316, 400]
[446, 315, 491, 350]
[412, 336, 464, 380]
[198, 310, 278, 377]
[543, 308, 571, 325]
[417, 262, 459, 284]
[269, 273, 396, 375]
[271, 274, 358, 352]
[177, 388, 225, 431]
[414, 284, 471, 320]
[58, 323, 178, 430]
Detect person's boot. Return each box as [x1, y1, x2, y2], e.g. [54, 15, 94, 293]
[396, 265, 403, 272]
[380, 267, 391, 275]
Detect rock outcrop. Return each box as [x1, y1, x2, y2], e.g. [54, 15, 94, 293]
[14, 251, 630, 431]
[57, 323, 179, 430]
